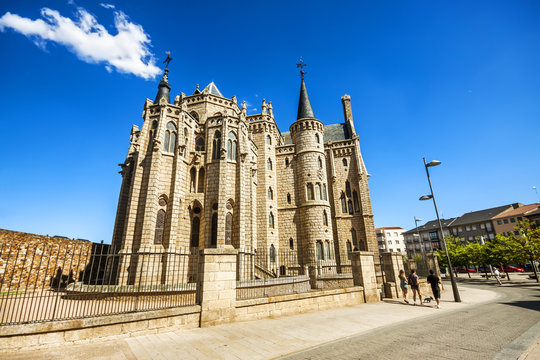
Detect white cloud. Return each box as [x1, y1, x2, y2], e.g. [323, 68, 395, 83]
[99, 3, 115, 9]
[0, 7, 160, 79]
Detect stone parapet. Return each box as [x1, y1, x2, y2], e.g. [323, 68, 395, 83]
[351, 251, 379, 302]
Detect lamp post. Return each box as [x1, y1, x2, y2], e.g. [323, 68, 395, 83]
[419, 157, 461, 302]
[414, 216, 425, 257]
[533, 186, 540, 203]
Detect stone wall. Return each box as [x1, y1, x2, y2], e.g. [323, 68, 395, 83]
[0, 229, 93, 293]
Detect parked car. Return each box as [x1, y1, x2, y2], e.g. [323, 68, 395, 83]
[455, 267, 477, 273]
[498, 265, 524, 273]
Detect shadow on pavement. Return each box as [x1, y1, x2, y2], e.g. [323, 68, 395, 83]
[501, 300, 540, 312]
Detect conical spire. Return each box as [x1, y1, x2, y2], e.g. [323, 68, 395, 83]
[154, 52, 172, 104]
[296, 58, 315, 120]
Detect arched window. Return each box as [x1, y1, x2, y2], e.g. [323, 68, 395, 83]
[212, 131, 221, 160]
[195, 137, 205, 151]
[343, 158, 348, 167]
[267, 158, 272, 170]
[190, 217, 200, 247]
[341, 193, 347, 213]
[197, 167, 205, 193]
[353, 190, 360, 212]
[285, 158, 289, 167]
[266, 135, 272, 145]
[316, 183, 322, 200]
[270, 244, 276, 262]
[190, 111, 199, 122]
[184, 127, 188, 145]
[154, 209, 165, 244]
[315, 134, 320, 143]
[190, 167, 197, 192]
[346, 241, 352, 260]
[151, 120, 158, 139]
[269, 212, 274, 228]
[289, 238, 294, 250]
[345, 180, 351, 197]
[225, 212, 233, 245]
[287, 193, 291, 204]
[318, 157, 323, 169]
[322, 184, 327, 201]
[316, 241, 323, 260]
[307, 183, 314, 200]
[348, 199, 353, 215]
[323, 210, 328, 226]
[227, 131, 237, 160]
[163, 122, 177, 153]
[211, 213, 218, 247]
[324, 241, 330, 260]
[268, 187, 273, 200]
[351, 229, 358, 248]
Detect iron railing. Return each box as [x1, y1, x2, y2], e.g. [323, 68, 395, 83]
[0, 242, 199, 325]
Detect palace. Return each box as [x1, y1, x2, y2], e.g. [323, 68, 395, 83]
[111, 62, 378, 284]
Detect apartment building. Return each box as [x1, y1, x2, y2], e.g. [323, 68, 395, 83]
[375, 227, 406, 254]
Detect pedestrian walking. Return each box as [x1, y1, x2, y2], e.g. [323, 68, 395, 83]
[427, 269, 442, 309]
[408, 269, 422, 305]
[494, 268, 502, 285]
[399, 269, 409, 304]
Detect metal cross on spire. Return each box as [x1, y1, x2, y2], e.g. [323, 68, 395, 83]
[297, 57, 307, 80]
[163, 51, 173, 70]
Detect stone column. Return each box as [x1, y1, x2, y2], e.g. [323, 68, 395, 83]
[351, 251, 379, 303]
[381, 252, 404, 299]
[197, 248, 238, 327]
[426, 252, 443, 289]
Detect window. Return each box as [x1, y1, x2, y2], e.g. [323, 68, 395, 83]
[287, 193, 291, 204]
[190, 111, 199, 122]
[285, 158, 289, 167]
[154, 209, 166, 244]
[388, 240, 392, 245]
[270, 244, 276, 262]
[315, 183, 322, 200]
[212, 131, 222, 160]
[503, 219, 509, 224]
[227, 132, 237, 160]
[452, 229, 458, 236]
[324, 241, 330, 260]
[190, 217, 200, 247]
[510, 218, 516, 223]
[225, 212, 233, 245]
[396, 248, 401, 252]
[472, 225, 476, 230]
[458, 227, 462, 232]
[481, 224, 485, 229]
[348, 200, 353, 215]
[343, 158, 348, 167]
[497, 220, 502, 225]
[269, 212, 274, 228]
[267, 158, 272, 170]
[322, 184, 327, 200]
[341, 193, 347, 213]
[351, 229, 358, 248]
[268, 187, 273, 200]
[190, 167, 197, 192]
[267, 135, 272, 145]
[353, 191, 360, 212]
[468, 236, 473, 241]
[211, 213, 218, 247]
[323, 211, 328, 226]
[486, 223, 492, 231]
[345, 181, 351, 197]
[163, 122, 177, 153]
[489, 233, 495, 240]
[346, 241, 352, 259]
[315, 134, 320, 143]
[316, 242, 323, 260]
[517, 217, 523, 221]
[466, 226, 471, 231]
[289, 238, 294, 250]
[307, 183, 314, 200]
[318, 157, 323, 169]
[429, 231, 438, 240]
[197, 167, 205, 193]
[396, 240, 400, 244]
[195, 137, 205, 151]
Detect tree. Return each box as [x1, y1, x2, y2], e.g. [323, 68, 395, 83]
[513, 219, 540, 282]
[484, 234, 522, 281]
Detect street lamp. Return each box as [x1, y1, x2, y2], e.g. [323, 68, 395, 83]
[533, 186, 540, 203]
[414, 217, 424, 257]
[419, 157, 461, 302]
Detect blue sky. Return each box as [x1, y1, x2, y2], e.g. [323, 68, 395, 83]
[0, 0, 539, 242]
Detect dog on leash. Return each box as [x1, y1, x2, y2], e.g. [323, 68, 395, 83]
[423, 296, 434, 303]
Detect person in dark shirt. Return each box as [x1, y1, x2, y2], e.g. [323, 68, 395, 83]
[427, 269, 442, 309]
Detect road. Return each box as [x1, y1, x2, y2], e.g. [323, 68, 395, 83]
[281, 279, 540, 360]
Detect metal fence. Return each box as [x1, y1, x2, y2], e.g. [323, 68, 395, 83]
[0, 242, 199, 325]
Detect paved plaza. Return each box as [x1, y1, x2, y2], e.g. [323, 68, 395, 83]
[3, 275, 540, 360]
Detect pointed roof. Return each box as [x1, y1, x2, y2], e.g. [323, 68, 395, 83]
[203, 82, 224, 97]
[192, 84, 201, 95]
[154, 68, 171, 104]
[297, 77, 315, 120]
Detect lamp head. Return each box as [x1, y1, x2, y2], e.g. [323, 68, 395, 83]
[415, 218, 423, 222]
[419, 195, 433, 201]
[426, 160, 442, 167]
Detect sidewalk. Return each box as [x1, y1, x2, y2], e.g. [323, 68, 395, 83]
[5, 284, 498, 360]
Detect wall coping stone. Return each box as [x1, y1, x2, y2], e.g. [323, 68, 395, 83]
[200, 248, 238, 255]
[0, 305, 201, 337]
